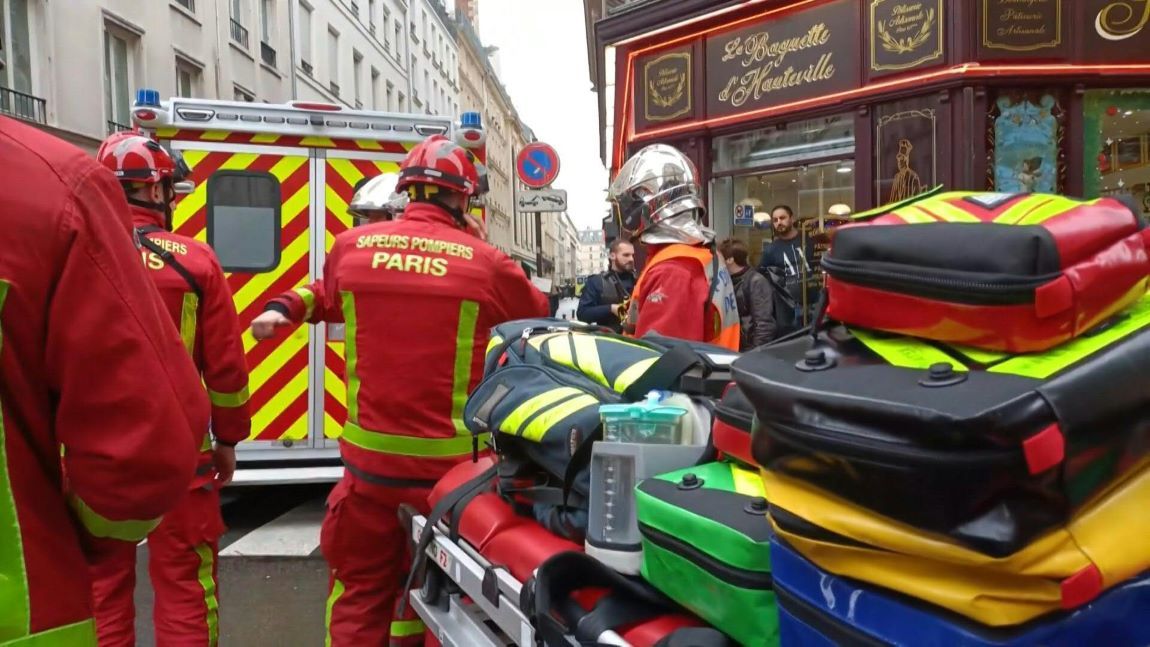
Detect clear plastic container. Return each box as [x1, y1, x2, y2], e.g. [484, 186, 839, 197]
[599, 391, 688, 445]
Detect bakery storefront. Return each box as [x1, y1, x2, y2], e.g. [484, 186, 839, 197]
[608, 0, 1150, 268]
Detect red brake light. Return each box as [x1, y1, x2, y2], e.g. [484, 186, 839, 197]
[290, 101, 343, 112]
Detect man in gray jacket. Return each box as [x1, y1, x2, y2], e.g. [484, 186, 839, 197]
[719, 238, 777, 351]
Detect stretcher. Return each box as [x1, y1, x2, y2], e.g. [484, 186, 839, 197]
[401, 458, 712, 647]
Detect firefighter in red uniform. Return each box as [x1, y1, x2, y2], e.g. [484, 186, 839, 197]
[251, 172, 408, 337]
[610, 144, 741, 350]
[89, 132, 252, 647]
[316, 135, 549, 646]
[0, 117, 208, 645]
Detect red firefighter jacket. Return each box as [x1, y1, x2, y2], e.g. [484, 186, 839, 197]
[265, 279, 330, 324]
[0, 116, 208, 643]
[131, 205, 252, 458]
[319, 202, 550, 482]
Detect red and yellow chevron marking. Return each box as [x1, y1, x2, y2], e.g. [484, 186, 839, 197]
[321, 157, 405, 439]
[157, 127, 414, 153]
[171, 147, 313, 442]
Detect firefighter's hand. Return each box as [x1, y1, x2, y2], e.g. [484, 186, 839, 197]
[213, 444, 237, 487]
[463, 212, 488, 241]
[251, 310, 291, 340]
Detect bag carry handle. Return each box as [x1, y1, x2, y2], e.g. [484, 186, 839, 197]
[532, 551, 678, 647]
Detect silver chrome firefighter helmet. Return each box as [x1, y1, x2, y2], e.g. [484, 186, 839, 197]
[349, 172, 408, 224]
[608, 144, 705, 240]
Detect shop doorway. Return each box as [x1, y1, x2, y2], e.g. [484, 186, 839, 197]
[1085, 89, 1150, 222]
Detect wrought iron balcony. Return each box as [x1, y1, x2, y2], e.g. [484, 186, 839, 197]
[106, 120, 132, 135]
[230, 19, 250, 48]
[0, 87, 47, 125]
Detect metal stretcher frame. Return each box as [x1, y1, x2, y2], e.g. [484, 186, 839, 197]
[407, 514, 628, 647]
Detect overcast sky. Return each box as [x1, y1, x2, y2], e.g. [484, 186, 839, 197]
[469, 0, 610, 232]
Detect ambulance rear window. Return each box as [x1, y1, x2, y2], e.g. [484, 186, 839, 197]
[207, 171, 282, 272]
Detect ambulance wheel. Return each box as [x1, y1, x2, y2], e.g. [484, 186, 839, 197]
[420, 564, 445, 606]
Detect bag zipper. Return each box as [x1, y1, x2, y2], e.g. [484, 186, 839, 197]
[770, 507, 879, 551]
[768, 419, 1021, 469]
[638, 522, 773, 590]
[822, 256, 1058, 306]
[773, 584, 888, 647]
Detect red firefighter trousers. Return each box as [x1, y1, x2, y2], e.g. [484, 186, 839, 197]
[321, 473, 431, 647]
[91, 484, 225, 647]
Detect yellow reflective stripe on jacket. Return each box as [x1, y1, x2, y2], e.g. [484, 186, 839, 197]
[730, 464, 765, 498]
[340, 421, 486, 458]
[923, 199, 982, 223]
[390, 618, 425, 638]
[0, 279, 32, 644]
[67, 494, 161, 542]
[200, 434, 213, 452]
[613, 357, 658, 392]
[180, 293, 199, 356]
[851, 329, 969, 371]
[341, 292, 361, 423]
[451, 301, 479, 435]
[502, 387, 583, 435]
[207, 386, 250, 408]
[520, 395, 600, 442]
[2, 619, 98, 646]
[294, 286, 317, 320]
[989, 294, 1150, 379]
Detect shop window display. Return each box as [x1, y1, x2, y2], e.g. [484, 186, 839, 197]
[875, 97, 940, 205]
[986, 91, 1066, 193]
[1084, 89, 1150, 222]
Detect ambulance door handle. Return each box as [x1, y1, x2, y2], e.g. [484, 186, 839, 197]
[327, 323, 345, 342]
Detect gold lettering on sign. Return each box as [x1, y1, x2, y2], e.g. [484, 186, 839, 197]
[982, 0, 1061, 51]
[871, 0, 943, 72]
[643, 51, 692, 122]
[1095, 0, 1150, 41]
[716, 24, 836, 109]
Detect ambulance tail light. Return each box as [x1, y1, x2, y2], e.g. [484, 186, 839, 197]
[289, 100, 343, 112]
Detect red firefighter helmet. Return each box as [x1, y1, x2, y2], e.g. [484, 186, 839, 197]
[96, 132, 183, 185]
[396, 134, 480, 197]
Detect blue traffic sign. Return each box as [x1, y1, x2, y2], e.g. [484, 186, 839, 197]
[516, 142, 560, 188]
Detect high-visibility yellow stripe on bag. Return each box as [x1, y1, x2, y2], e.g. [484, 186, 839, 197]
[762, 459, 1150, 627]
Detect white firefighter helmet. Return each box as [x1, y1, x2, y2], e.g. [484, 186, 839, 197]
[349, 172, 408, 223]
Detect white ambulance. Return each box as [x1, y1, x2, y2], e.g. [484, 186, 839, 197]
[129, 88, 487, 484]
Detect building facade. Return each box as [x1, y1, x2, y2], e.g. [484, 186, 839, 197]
[576, 228, 607, 278]
[556, 212, 580, 287]
[0, 0, 456, 153]
[586, 0, 1150, 268]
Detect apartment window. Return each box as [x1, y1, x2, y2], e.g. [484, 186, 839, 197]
[103, 25, 135, 133]
[299, 3, 313, 73]
[1, 0, 33, 96]
[173, 0, 195, 12]
[397, 92, 405, 112]
[385, 81, 394, 111]
[207, 171, 282, 272]
[382, 7, 390, 48]
[393, 20, 402, 57]
[352, 50, 363, 108]
[230, 0, 249, 48]
[421, 10, 428, 45]
[259, 0, 272, 42]
[368, 0, 377, 34]
[234, 84, 255, 102]
[327, 27, 339, 94]
[175, 59, 200, 98]
[370, 67, 380, 110]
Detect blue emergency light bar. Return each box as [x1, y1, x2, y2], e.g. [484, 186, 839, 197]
[460, 111, 482, 129]
[135, 88, 162, 108]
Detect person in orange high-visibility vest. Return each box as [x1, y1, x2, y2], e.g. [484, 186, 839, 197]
[609, 144, 740, 350]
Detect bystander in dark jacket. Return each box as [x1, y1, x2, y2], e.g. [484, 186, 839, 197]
[719, 238, 777, 351]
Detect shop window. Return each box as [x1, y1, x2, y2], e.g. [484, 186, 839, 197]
[875, 98, 940, 205]
[712, 160, 854, 270]
[207, 171, 282, 272]
[987, 91, 1065, 194]
[713, 114, 855, 174]
[1084, 89, 1150, 221]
